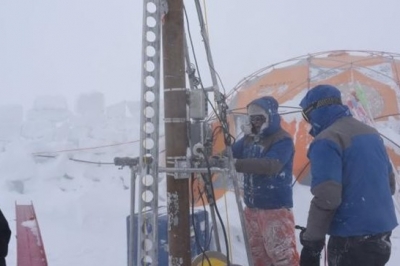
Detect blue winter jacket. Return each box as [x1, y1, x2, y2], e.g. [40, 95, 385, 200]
[300, 85, 397, 239]
[232, 97, 294, 210]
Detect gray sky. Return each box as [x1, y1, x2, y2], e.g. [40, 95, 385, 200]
[1, 0, 399, 109]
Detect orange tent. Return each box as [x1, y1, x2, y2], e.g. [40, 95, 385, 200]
[212, 50, 400, 185]
[191, 50, 400, 206]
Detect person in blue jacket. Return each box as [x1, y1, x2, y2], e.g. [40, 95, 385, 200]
[298, 84, 398, 266]
[231, 96, 299, 266]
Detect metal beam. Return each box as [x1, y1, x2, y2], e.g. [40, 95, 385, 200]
[136, 0, 162, 265]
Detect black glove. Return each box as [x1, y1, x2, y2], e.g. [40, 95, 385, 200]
[299, 230, 325, 266]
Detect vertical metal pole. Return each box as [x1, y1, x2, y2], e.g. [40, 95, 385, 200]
[193, 0, 219, 97]
[163, 0, 191, 265]
[128, 168, 137, 266]
[193, 0, 254, 264]
[226, 149, 254, 266]
[137, 0, 162, 265]
[183, 21, 221, 253]
[208, 199, 222, 252]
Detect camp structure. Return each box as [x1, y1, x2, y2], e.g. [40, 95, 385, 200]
[202, 50, 400, 205]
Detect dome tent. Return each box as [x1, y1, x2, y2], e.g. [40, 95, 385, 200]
[212, 50, 400, 186]
[190, 50, 400, 207]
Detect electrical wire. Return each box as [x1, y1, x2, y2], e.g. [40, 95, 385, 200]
[31, 139, 141, 155]
[374, 113, 400, 120]
[380, 133, 400, 149]
[280, 110, 303, 116]
[200, 150, 231, 266]
[183, 4, 241, 262]
[183, 4, 234, 148]
[292, 161, 310, 187]
[190, 173, 212, 265]
[32, 149, 167, 165]
[183, 6, 220, 118]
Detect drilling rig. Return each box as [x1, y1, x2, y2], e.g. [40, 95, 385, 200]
[122, 0, 253, 265]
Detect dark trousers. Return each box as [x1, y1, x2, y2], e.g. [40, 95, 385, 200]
[0, 210, 10, 266]
[328, 232, 392, 266]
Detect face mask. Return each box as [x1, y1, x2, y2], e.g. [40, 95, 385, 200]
[249, 115, 266, 124]
[248, 114, 269, 134]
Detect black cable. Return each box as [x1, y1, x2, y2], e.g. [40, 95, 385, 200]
[200, 150, 231, 266]
[280, 110, 303, 116]
[374, 113, 400, 120]
[380, 133, 400, 149]
[192, 0, 227, 95]
[34, 154, 57, 158]
[184, 4, 265, 264]
[183, 7, 236, 253]
[190, 173, 212, 265]
[183, 4, 222, 123]
[292, 161, 310, 187]
[183, 5, 230, 137]
[184, 3, 240, 168]
[177, 5, 231, 158]
[280, 105, 303, 109]
[212, 123, 235, 146]
[69, 158, 115, 165]
[32, 154, 117, 166]
[183, 7, 222, 260]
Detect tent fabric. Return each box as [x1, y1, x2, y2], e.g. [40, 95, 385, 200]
[192, 50, 400, 207]
[215, 50, 400, 184]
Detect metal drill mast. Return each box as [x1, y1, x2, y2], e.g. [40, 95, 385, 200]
[136, 0, 162, 265]
[134, 0, 253, 265]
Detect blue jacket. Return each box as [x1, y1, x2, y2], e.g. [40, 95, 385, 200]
[300, 85, 397, 238]
[232, 97, 294, 209]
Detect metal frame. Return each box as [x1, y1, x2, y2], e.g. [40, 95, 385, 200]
[136, 0, 162, 265]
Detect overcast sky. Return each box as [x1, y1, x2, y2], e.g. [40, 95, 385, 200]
[1, 0, 399, 109]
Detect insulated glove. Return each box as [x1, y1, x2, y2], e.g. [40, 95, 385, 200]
[299, 230, 325, 266]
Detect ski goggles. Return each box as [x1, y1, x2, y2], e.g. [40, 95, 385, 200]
[302, 97, 342, 123]
[249, 115, 266, 123]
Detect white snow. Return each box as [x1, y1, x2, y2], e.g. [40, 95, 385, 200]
[0, 94, 399, 266]
[21, 219, 42, 246]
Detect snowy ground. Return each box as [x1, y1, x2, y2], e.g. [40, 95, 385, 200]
[2, 166, 400, 266]
[1, 95, 400, 266]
